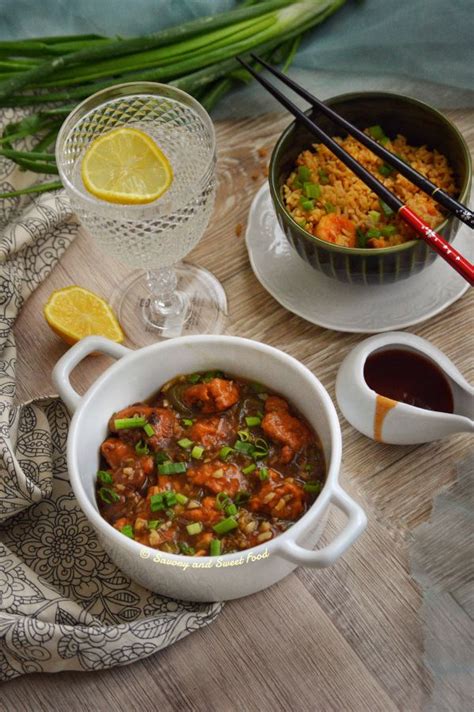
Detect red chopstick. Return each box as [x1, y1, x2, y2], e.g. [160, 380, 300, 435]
[236, 56, 474, 286]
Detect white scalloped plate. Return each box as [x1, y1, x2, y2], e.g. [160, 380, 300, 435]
[246, 183, 471, 333]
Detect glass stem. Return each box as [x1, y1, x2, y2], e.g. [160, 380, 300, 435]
[146, 267, 184, 319]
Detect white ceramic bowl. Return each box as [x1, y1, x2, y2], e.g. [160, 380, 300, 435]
[53, 335, 366, 602]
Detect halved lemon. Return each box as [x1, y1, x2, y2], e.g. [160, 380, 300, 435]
[44, 286, 125, 345]
[81, 127, 173, 205]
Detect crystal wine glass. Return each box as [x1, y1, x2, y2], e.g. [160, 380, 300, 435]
[56, 82, 225, 344]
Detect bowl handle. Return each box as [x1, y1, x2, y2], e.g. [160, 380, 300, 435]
[276, 485, 367, 568]
[52, 336, 131, 414]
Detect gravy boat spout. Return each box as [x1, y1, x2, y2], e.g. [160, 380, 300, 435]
[336, 332, 474, 445]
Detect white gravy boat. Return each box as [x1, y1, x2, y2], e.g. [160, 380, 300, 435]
[336, 332, 473, 445]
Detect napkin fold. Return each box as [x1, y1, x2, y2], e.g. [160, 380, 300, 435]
[0, 118, 221, 682]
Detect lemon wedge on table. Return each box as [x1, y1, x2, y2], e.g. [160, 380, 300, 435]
[44, 286, 124, 345]
[81, 127, 173, 205]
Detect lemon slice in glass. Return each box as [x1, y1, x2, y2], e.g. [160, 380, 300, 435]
[81, 127, 173, 205]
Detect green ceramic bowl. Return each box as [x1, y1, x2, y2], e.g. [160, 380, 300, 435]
[269, 92, 472, 285]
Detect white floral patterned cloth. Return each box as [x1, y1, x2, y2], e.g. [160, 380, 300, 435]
[0, 118, 222, 681]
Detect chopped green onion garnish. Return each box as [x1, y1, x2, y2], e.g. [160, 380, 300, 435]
[238, 430, 250, 442]
[368, 124, 386, 141]
[191, 445, 204, 460]
[324, 202, 336, 213]
[219, 446, 233, 460]
[114, 416, 147, 430]
[225, 503, 238, 516]
[148, 519, 161, 529]
[259, 467, 269, 481]
[98, 487, 120, 504]
[245, 416, 262, 427]
[121, 524, 134, 539]
[212, 517, 238, 535]
[186, 522, 203, 536]
[155, 451, 169, 464]
[179, 542, 195, 555]
[235, 490, 250, 506]
[135, 440, 149, 456]
[292, 179, 303, 189]
[143, 423, 155, 437]
[304, 463, 313, 471]
[253, 437, 269, 459]
[97, 470, 113, 484]
[380, 136, 390, 146]
[242, 463, 256, 475]
[318, 169, 329, 185]
[298, 165, 311, 181]
[234, 440, 255, 456]
[296, 218, 306, 228]
[182, 418, 194, 427]
[250, 382, 266, 393]
[366, 227, 381, 238]
[216, 492, 232, 510]
[209, 539, 221, 556]
[356, 228, 369, 248]
[175, 493, 189, 505]
[378, 163, 394, 177]
[379, 199, 394, 216]
[158, 462, 187, 475]
[165, 508, 175, 519]
[381, 224, 397, 236]
[150, 494, 165, 511]
[178, 438, 193, 449]
[164, 492, 177, 507]
[187, 373, 201, 384]
[304, 482, 322, 494]
[369, 210, 380, 223]
[300, 198, 314, 211]
[202, 370, 224, 383]
[303, 182, 321, 199]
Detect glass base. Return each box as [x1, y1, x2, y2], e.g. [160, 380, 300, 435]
[111, 262, 227, 345]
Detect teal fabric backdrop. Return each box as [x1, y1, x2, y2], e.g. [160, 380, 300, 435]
[1, 0, 473, 111]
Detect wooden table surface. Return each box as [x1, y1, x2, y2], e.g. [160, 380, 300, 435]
[3, 109, 473, 712]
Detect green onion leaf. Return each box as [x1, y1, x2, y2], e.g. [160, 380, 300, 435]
[303, 481, 322, 494]
[250, 382, 266, 393]
[216, 492, 231, 510]
[219, 446, 233, 461]
[296, 218, 307, 228]
[366, 227, 381, 238]
[368, 210, 380, 223]
[150, 494, 165, 511]
[356, 228, 369, 248]
[158, 461, 187, 475]
[135, 440, 149, 456]
[121, 524, 134, 539]
[300, 198, 314, 211]
[209, 539, 221, 556]
[225, 503, 238, 516]
[212, 517, 238, 535]
[114, 416, 147, 430]
[297, 165, 311, 181]
[179, 542, 195, 555]
[379, 199, 395, 216]
[381, 224, 397, 236]
[148, 519, 162, 529]
[202, 370, 224, 383]
[155, 451, 169, 464]
[378, 163, 394, 177]
[324, 202, 336, 213]
[186, 522, 203, 536]
[178, 438, 193, 449]
[191, 445, 204, 460]
[303, 182, 321, 199]
[175, 493, 189, 505]
[318, 169, 329, 185]
[237, 430, 250, 442]
[242, 463, 256, 475]
[98, 487, 120, 504]
[187, 373, 201, 384]
[245, 415, 262, 427]
[182, 418, 194, 427]
[164, 491, 177, 507]
[234, 440, 255, 456]
[235, 490, 250, 506]
[259, 467, 269, 481]
[143, 423, 155, 437]
[367, 124, 386, 141]
[97, 470, 113, 484]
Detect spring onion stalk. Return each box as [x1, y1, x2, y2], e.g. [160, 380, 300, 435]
[0, 181, 62, 199]
[0, 0, 293, 99]
[114, 416, 147, 429]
